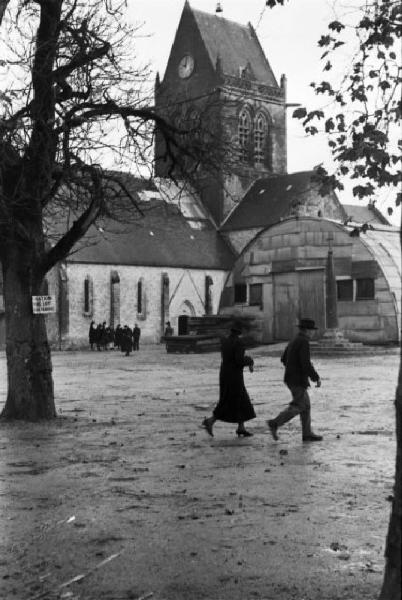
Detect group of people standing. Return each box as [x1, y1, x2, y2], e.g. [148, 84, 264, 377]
[89, 322, 141, 355]
[202, 317, 323, 443]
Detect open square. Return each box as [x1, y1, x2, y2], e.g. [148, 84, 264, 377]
[0, 346, 397, 600]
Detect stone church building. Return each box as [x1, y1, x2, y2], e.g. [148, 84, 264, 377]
[1, 1, 398, 347]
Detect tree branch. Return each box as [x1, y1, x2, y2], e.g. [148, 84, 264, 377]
[37, 165, 104, 276]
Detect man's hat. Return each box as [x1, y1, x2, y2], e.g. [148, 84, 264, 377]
[297, 318, 318, 330]
[231, 319, 243, 333]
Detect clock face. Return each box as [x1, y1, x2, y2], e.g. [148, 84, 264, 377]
[178, 54, 195, 78]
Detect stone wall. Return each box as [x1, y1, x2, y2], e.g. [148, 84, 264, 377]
[46, 262, 229, 348]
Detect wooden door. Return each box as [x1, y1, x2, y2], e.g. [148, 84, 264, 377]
[273, 272, 298, 340]
[298, 269, 325, 336]
[178, 315, 189, 335]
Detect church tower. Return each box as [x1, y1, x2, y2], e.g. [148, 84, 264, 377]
[154, 1, 287, 225]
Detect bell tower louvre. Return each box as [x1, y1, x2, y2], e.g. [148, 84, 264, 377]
[154, 1, 287, 226]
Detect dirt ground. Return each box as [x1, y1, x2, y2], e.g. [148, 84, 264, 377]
[0, 344, 398, 600]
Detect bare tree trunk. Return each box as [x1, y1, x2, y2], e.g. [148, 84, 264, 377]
[0, 246, 56, 420]
[0, 0, 11, 26]
[379, 357, 402, 599]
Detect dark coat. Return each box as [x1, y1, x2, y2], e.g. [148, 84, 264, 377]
[121, 328, 133, 353]
[213, 332, 256, 423]
[89, 323, 97, 344]
[281, 332, 319, 388]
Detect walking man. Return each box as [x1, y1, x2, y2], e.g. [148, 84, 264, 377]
[267, 318, 323, 442]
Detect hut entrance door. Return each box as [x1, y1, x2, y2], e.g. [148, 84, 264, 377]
[298, 268, 325, 337]
[178, 315, 189, 335]
[273, 272, 298, 340]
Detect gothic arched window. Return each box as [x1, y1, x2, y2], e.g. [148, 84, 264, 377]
[110, 271, 120, 327]
[84, 275, 94, 316]
[238, 108, 251, 162]
[137, 278, 144, 316]
[254, 112, 268, 165]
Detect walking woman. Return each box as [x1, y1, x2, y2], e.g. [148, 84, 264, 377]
[202, 320, 255, 437]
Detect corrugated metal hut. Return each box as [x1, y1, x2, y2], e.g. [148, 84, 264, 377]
[219, 216, 401, 344]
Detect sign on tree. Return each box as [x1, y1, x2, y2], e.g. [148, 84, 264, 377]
[32, 296, 56, 314]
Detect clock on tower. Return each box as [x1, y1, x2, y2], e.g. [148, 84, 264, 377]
[178, 54, 195, 78]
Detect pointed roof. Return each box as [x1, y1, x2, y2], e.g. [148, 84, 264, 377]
[47, 172, 235, 270]
[220, 171, 346, 231]
[65, 201, 234, 269]
[189, 5, 278, 86]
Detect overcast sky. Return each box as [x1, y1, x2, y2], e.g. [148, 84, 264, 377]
[127, 0, 399, 223]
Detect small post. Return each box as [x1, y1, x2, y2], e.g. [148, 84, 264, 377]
[325, 232, 338, 329]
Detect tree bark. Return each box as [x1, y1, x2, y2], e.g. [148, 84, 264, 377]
[379, 355, 402, 599]
[0, 0, 11, 26]
[0, 246, 56, 420]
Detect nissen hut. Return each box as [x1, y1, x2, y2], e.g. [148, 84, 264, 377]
[219, 216, 401, 344]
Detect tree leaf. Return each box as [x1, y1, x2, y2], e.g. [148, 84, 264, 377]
[328, 20, 345, 32]
[292, 107, 307, 119]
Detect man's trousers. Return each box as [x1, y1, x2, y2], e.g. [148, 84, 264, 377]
[272, 386, 312, 438]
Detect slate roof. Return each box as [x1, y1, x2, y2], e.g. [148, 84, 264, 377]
[190, 5, 278, 86]
[220, 171, 337, 231]
[60, 200, 235, 270]
[342, 203, 390, 226]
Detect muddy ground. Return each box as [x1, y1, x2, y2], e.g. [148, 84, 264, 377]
[0, 345, 398, 600]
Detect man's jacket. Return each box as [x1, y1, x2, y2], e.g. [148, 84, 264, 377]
[281, 332, 319, 388]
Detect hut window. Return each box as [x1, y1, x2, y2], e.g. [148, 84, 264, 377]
[249, 283, 263, 307]
[234, 283, 247, 304]
[337, 279, 353, 301]
[356, 278, 375, 300]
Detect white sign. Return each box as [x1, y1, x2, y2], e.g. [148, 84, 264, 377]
[32, 295, 56, 314]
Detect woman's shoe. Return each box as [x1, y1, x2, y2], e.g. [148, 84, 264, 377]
[236, 429, 253, 437]
[202, 418, 214, 437]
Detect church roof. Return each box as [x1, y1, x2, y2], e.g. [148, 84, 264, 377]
[221, 171, 340, 231]
[342, 203, 390, 226]
[61, 199, 235, 270]
[190, 6, 278, 86]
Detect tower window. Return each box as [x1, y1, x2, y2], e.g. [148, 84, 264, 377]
[238, 109, 251, 162]
[254, 113, 267, 165]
